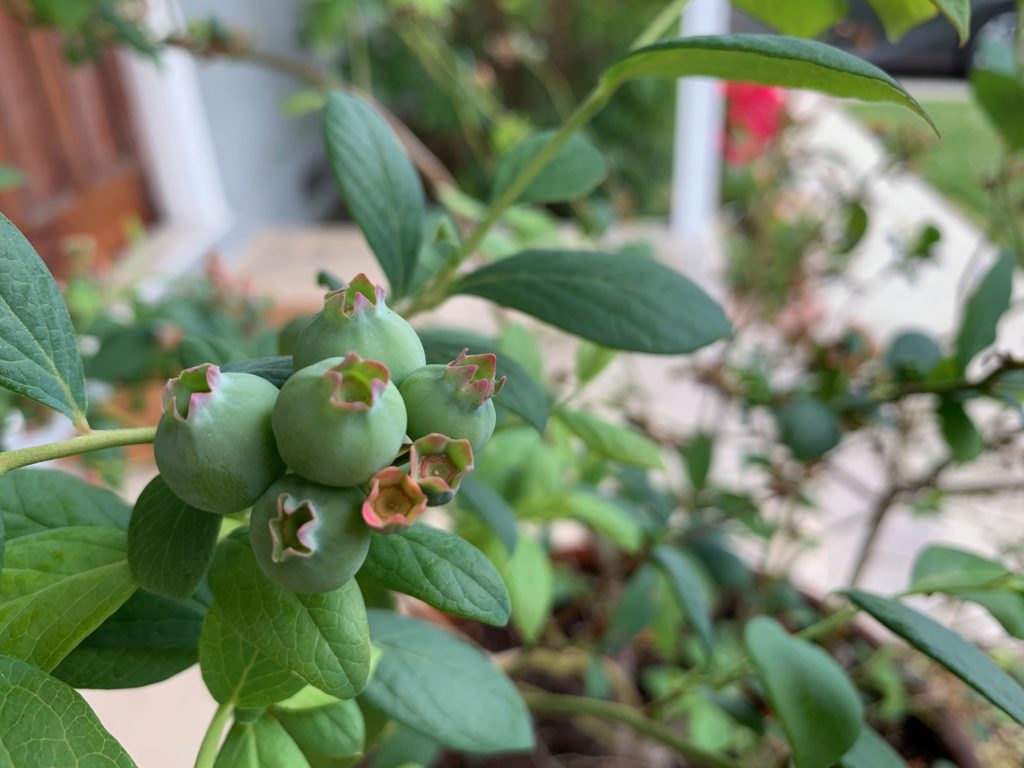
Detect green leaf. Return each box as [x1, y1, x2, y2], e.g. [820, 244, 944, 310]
[929, 0, 971, 44]
[271, 695, 365, 767]
[846, 590, 1024, 725]
[453, 250, 731, 354]
[0, 654, 136, 766]
[53, 590, 204, 689]
[0, 468, 130, 538]
[652, 545, 714, 657]
[128, 475, 221, 600]
[419, 328, 548, 432]
[867, 0, 971, 44]
[576, 341, 616, 386]
[911, 545, 1010, 593]
[492, 131, 607, 204]
[0, 164, 24, 192]
[456, 475, 518, 553]
[732, 0, 846, 38]
[937, 399, 983, 463]
[909, 546, 1024, 638]
[214, 714, 311, 768]
[363, 610, 534, 754]
[600, 564, 659, 653]
[954, 249, 1015, 371]
[0, 526, 136, 671]
[776, 397, 840, 461]
[560, 491, 644, 553]
[604, 35, 934, 133]
[488, 535, 552, 643]
[323, 92, 424, 298]
[971, 69, 1024, 153]
[681, 432, 713, 491]
[200, 602, 305, 708]
[208, 535, 371, 699]
[0, 213, 88, 423]
[745, 617, 863, 768]
[497, 323, 544, 383]
[839, 725, 908, 768]
[369, 724, 441, 768]
[559, 409, 664, 469]
[360, 525, 510, 626]
[222, 356, 295, 388]
[837, 200, 869, 255]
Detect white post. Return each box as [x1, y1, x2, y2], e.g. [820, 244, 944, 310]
[670, 0, 730, 240]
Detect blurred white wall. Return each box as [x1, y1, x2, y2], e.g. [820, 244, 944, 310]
[175, 0, 337, 258]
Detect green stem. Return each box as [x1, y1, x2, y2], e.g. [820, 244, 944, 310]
[630, 0, 690, 50]
[194, 702, 233, 768]
[522, 691, 743, 768]
[400, 0, 691, 319]
[0, 427, 156, 476]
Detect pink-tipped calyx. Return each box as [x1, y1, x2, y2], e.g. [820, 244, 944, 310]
[362, 467, 428, 530]
[269, 493, 319, 562]
[323, 353, 391, 411]
[163, 363, 221, 421]
[443, 349, 506, 408]
[322, 273, 387, 320]
[410, 433, 474, 503]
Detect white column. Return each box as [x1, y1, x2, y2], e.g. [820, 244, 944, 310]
[669, 0, 730, 239]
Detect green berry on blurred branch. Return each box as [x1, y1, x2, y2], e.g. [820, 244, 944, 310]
[272, 353, 407, 486]
[399, 350, 506, 451]
[250, 475, 370, 593]
[154, 364, 285, 514]
[293, 273, 426, 383]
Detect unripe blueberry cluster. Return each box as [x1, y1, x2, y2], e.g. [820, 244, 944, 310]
[153, 274, 504, 594]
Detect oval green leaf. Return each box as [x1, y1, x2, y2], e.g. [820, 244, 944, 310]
[846, 590, 1024, 725]
[954, 248, 1015, 372]
[559, 409, 664, 469]
[323, 92, 424, 298]
[200, 602, 305, 708]
[0, 214, 88, 424]
[128, 474, 222, 600]
[651, 544, 714, 657]
[271, 695, 365, 767]
[0, 468, 130, 538]
[360, 524, 510, 626]
[745, 616, 863, 768]
[603, 35, 934, 133]
[731, 0, 846, 38]
[492, 131, 607, 204]
[208, 536, 371, 700]
[486, 535, 552, 643]
[453, 250, 731, 354]
[839, 725, 908, 768]
[53, 590, 205, 689]
[0, 526, 136, 671]
[222, 356, 295, 388]
[214, 714, 310, 768]
[0, 654, 136, 766]
[363, 610, 534, 754]
[457, 475, 519, 554]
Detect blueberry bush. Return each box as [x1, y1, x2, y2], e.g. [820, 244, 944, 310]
[1, 1, 1023, 766]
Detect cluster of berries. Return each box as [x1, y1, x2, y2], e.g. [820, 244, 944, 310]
[153, 274, 504, 594]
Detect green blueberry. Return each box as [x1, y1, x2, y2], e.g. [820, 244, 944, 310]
[154, 364, 286, 515]
[250, 475, 370, 593]
[272, 353, 407, 486]
[399, 350, 505, 452]
[293, 273, 425, 384]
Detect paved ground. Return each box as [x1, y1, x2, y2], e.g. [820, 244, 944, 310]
[79, 91, 1024, 764]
